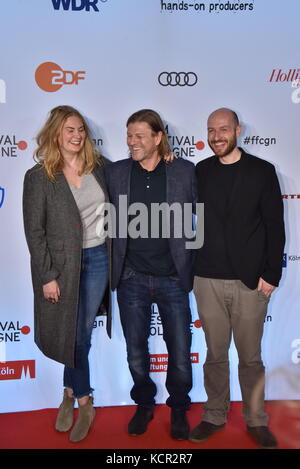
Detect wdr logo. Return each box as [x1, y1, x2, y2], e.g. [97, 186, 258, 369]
[51, 0, 107, 11]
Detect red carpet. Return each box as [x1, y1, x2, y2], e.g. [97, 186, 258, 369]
[0, 401, 299, 450]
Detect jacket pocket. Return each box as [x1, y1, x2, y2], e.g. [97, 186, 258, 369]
[47, 239, 64, 250]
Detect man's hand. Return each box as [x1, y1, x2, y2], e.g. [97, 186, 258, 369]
[43, 280, 60, 303]
[257, 277, 276, 297]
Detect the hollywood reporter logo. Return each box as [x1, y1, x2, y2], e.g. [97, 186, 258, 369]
[35, 62, 86, 92]
[267, 68, 300, 104]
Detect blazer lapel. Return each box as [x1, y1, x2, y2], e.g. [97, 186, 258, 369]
[165, 161, 177, 203]
[119, 159, 133, 199]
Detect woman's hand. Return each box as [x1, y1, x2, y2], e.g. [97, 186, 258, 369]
[43, 280, 60, 303]
[163, 152, 177, 164]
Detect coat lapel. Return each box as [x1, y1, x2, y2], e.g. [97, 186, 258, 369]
[92, 162, 109, 202]
[54, 172, 81, 222]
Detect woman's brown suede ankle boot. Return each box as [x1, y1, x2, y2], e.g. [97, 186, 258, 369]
[55, 389, 75, 432]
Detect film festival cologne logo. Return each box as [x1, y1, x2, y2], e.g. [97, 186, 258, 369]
[165, 124, 206, 158]
[0, 322, 35, 381]
[0, 135, 27, 158]
[149, 305, 202, 372]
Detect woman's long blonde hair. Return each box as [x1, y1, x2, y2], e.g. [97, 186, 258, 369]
[34, 105, 102, 182]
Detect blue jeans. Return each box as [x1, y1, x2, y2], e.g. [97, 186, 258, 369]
[64, 244, 108, 398]
[117, 267, 192, 409]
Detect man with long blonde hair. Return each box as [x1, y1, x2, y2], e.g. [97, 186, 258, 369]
[105, 109, 197, 440]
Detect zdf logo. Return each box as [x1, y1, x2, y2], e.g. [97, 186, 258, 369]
[35, 62, 86, 92]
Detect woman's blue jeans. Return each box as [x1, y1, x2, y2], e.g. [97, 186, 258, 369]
[63, 243, 108, 398]
[117, 267, 192, 409]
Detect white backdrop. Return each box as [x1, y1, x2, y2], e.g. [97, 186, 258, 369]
[0, 0, 299, 413]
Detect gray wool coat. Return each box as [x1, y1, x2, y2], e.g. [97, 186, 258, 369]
[23, 162, 111, 368]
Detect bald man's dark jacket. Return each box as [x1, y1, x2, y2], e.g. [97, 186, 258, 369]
[195, 149, 285, 289]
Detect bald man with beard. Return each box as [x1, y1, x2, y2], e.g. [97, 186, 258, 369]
[189, 108, 285, 449]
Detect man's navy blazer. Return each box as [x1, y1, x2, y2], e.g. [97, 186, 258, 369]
[105, 157, 197, 292]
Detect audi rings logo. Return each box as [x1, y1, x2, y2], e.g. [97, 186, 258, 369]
[158, 72, 198, 87]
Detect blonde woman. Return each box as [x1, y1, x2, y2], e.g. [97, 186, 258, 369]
[23, 105, 111, 442]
